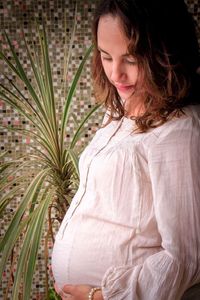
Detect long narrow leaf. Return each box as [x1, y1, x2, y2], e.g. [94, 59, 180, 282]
[0, 151, 8, 159]
[0, 158, 42, 192]
[0, 83, 57, 144]
[0, 214, 31, 284]
[67, 148, 79, 178]
[38, 25, 61, 167]
[2, 32, 59, 149]
[0, 161, 13, 174]
[0, 90, 37, 126]
[0, 20, 98, 300]
[0, 184, 27, 217]
[70, 103, 100, 149]
[40, 24, 56, 125]
[0, 169, 49, 252]
[24, 192, 53, 299]
[62, 3, 77, 103]
[0, 174, 28, 194]
[60, 45, 93, 151]
[11, 189, 52, 299]
[23, 33, 49, 113]
[0, 50, 21, 78]
[3, 31, 47, 118]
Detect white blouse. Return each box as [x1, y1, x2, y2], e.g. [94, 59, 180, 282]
[51, 105, 200, 300]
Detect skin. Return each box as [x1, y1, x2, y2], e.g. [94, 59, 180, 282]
[54, 14, 142, 300]
[54, 283, 102, 300]
[98, 14, 144, 117]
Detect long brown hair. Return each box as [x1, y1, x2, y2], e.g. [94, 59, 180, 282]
[92, 0, 200, 132]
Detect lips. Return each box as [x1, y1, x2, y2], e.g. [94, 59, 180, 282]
[115, 84, 135, 93]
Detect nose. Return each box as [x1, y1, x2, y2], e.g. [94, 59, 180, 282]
[110, 61, 126, 83]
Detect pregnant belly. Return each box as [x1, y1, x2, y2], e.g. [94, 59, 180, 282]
[51, 216, 117, 289]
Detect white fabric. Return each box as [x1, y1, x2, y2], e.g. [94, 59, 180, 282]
[51, 105, 200, 300]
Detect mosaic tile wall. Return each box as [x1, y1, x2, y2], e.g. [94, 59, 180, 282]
[0, 0, 199, 299]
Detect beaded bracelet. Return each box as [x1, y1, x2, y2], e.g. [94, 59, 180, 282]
[88, 287, 101, 300]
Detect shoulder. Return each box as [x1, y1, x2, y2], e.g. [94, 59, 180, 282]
[145, 105, 200, 144]
[142, 105, 200, 160]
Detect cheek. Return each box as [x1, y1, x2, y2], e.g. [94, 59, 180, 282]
[129, 66, 139, 83]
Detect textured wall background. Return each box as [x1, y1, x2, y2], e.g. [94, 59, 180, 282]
[0, 0, 199, 299]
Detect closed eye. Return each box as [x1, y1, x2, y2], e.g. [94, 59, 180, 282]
[102, 56, 112, 61]
[102, 57, 137, 65]
[125, 59, 137, 65]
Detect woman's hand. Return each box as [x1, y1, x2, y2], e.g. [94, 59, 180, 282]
[54, 283, 103, 300]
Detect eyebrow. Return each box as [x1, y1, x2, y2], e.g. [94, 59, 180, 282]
[98, 46, 132, 58]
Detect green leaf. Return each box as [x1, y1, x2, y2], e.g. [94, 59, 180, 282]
[67, 148, 79, 179]
[0, 214, 30, 285]
[3, 31, 47, 118]
[23, 192, 53, 299]
[60, 45, 93, 151]
[0, 184, 26, 218]
[0, 151, 8, 159]
[0, 21, 98, 300]
[70, 103, 100, 149]
[0, 169, 49, 252]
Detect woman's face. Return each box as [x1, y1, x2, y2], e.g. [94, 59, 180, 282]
[97, 14, 139, 103]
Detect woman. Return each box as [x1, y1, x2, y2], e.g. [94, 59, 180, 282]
[51, 0, 200, 299]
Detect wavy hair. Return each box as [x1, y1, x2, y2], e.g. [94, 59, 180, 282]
[92, 0, 200, 132]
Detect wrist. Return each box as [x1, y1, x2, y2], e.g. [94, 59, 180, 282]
[88, 287, 102, 300]
[93, 290, 103, 300]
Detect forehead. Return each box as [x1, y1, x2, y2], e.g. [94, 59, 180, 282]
[97, 14, 130, 55]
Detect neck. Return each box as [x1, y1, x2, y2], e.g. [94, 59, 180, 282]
[123, 97, 145, 118]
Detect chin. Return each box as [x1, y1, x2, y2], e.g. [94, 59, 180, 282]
[119, 92, 133, 101]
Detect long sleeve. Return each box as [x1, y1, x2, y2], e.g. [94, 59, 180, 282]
[101, 113, 200, 300]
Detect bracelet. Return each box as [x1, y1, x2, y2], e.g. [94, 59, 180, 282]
[88, 287, 101, 300]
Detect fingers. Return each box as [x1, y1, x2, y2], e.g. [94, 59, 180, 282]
[59, 290, 72, 300]
[54, 282, 60, 294]
[62, 284, 75, 294]
[55, 283, 93, 300]
[59, 289, 72, 299]
[54, 283, 72, 299]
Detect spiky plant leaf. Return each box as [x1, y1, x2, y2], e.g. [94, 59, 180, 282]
[0, 16, 100, 300]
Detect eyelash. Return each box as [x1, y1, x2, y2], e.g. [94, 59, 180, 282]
[102, 57, 136, 65]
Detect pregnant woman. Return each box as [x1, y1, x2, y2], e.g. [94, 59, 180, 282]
[51, 0, 200, 299]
